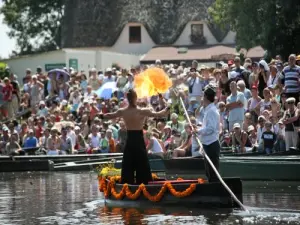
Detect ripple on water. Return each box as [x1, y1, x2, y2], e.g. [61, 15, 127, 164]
[234, 207, 300, 224]
[36, 199, 300, 225]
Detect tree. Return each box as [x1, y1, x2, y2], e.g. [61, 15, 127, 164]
[0, 0, 64, 56]
[209, 0, 300, 60]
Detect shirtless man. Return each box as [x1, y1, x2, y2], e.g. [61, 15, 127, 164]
[100, 89, 169, 184]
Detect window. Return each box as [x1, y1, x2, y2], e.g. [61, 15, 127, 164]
[129, 26, 141, 43]
[191, 24, 204, 37]
[190, 24, 206, 45]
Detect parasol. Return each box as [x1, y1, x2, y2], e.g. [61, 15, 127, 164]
[48, 69, 70, 81]
[95, 82, 118, 99]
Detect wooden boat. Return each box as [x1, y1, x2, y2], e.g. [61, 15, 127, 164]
[0, 160, 54, 172]
[0, 153, 123, 164]
[220, 148, 300, 157]
[0, 153, 122, 172]
[100, 177, 243, 208]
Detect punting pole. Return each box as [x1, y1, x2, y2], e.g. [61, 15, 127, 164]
[178, 96, 248, 212]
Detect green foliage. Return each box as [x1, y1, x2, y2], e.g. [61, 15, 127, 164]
[209, 0, 300, 60]
[0, 62, 9, 79]
[0, 0, 64, 56]
[111, 63, 121, 71]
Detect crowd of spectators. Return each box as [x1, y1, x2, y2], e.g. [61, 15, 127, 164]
[0, 54, 299, 157]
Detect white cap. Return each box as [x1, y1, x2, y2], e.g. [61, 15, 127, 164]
[91, 68, 97, 72]
[171, 113, 178, 120]
[39, 101, 45, 105]
[106, 68, 112, 72]
[233, 123, 241, 129]
[189, 96, 197, 102]
[155, 59, 162, 64]
[248, 125, 255, 132]
[164, 125, 172, 130]
[61, 100, 68, 106]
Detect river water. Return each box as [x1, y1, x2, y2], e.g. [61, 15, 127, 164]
[0, 172, 300, 225]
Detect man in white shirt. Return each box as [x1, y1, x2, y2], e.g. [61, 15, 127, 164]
[103, 68, 116, 84]
[195, 84, 220, 182]
[226, 81, 245, 131]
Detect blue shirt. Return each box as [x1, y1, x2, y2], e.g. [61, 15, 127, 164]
[24, 137, 38, 148]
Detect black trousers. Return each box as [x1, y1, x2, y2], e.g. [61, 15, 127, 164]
[202, 140, 220, 182]
[121, 130, 152, 185]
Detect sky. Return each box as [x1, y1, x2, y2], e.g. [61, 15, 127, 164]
[0, 2, 16, 59]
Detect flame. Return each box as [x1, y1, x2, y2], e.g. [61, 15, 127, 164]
[134, 68, 172, 98]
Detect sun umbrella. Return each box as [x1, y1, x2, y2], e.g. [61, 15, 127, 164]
[48, 69, 70, 81]
[95, 82, 117, 99]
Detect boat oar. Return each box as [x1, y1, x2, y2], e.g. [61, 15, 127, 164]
[178, 96, 248, 212]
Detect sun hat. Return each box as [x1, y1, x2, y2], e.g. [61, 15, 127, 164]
[233, 123, 241, 129]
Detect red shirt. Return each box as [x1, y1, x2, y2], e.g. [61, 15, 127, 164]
[35, 126, 43, 139]
[2, 84, 13, 101]
[90, 106, 98, 120]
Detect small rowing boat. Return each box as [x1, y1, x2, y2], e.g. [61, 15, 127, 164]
[97, 166, 243, 208]
[99, 176, 243, 208]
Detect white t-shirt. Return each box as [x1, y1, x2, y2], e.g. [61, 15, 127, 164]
[88, 133, 101, 148]
[103, 76, 116, 84]
[151, 138, 163, 153]
[69, 93, 82, 105]
[267, 73, 279, 88]
[67, 130, 77, 147]
[187, 77, 203, 97]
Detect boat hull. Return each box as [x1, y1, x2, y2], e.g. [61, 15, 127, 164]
[0, 160, 54, 172]
[104, 178, 243, 208]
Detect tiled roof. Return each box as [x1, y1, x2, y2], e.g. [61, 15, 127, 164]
[140, 45, 265, 62]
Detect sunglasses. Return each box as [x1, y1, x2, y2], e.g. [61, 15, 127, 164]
[287, 102, 294, 104]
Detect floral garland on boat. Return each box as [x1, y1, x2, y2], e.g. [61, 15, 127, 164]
[97, 166, 206, 202]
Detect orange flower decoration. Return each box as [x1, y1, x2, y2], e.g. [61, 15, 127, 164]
[134, 68, 172, 98]
[98, 176, 207, 202]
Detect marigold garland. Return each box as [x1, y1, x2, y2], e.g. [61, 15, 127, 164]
[98, 176, 206, 202]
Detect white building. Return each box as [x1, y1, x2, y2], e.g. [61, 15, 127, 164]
[3, 49, 141, 83]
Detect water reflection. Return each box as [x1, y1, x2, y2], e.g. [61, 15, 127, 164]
[0, 172, 300, 224]
[0, 172, 100, 225]
[98, 206, 235, 225]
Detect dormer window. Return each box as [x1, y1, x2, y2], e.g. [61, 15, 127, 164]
[191, 24, 203, 37]
[129, 26, 141, 43]
[190, 24, 206, 45]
